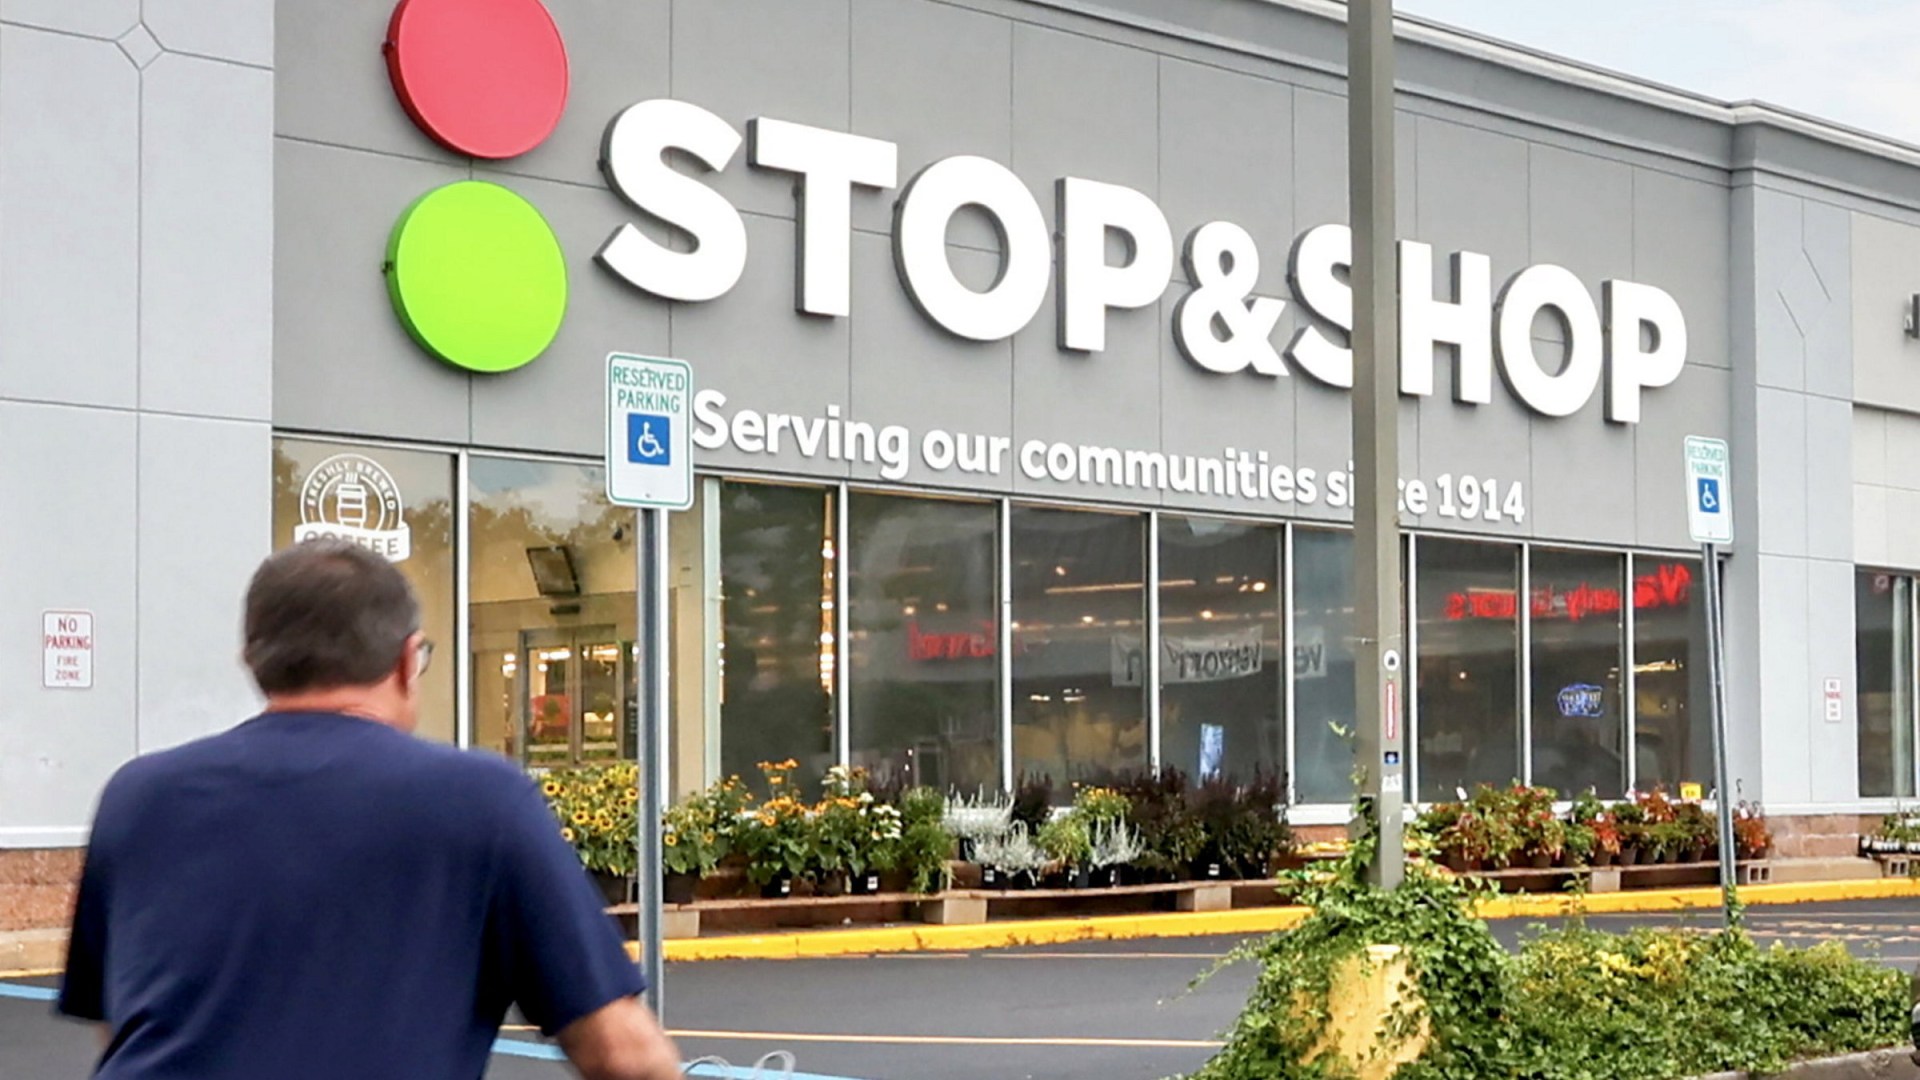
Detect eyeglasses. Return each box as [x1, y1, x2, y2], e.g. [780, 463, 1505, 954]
[414, 638, 436, 676]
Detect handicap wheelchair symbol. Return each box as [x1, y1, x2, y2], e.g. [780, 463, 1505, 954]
[627, 413, 672, 466]
[1697, 477, 1720, 514]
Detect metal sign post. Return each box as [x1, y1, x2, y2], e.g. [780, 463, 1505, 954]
[1684, 435, 1737, 927]
[606, 353, 695, 1020]
[1349, 0, 1405, 888]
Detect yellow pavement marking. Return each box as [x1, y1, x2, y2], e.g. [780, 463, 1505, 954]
[0, 968, 62, 979]
[668, 1028, 1224, 1050]
[651, 877, 1920, 962]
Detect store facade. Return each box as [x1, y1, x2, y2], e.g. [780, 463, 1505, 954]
[8, 0, 1920, 941]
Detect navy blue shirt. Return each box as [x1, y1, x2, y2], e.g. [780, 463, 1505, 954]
[59, 711, 645, 1079]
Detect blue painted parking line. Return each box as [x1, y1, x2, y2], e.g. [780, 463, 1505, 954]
[7, 980, 867, 1080]
[491, 1037, 866, 1079]
[0, 982, 57, 1002]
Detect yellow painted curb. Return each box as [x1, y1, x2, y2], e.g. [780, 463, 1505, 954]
[639, 877, 1920, 963]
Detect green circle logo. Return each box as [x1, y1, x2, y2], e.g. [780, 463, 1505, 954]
[385, 181, 567, 374]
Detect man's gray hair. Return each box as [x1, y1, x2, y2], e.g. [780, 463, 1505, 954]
[243, 539, 421, 695]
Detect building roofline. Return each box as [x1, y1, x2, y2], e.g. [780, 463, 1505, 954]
[1278, 0, 1920, 169]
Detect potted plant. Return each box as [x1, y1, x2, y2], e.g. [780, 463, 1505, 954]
[1734, 803, 1773, 861]
[661, 793, 724, 905]
[895, 787, 956, 895]
[943, 790, 1013, 863]
[1564, 821, 1596, 867]
[1588, 813, 1622, 867]
[1088, 819, 1144, 888]
[737, 761, 812, 898]
[539, 761, 642, 905]
[1117, 767, 1203, 882]
[1517, 810, 1567, 869]
[1674, 800, 1716, 863]
[975, 823, 1044, 890]
[1038, 814, 1093, 887]
[1612, 800, 1649, 866]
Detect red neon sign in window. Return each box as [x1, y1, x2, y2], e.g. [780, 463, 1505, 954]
[1445, 562, 1692, 622]
[907, 620, 997, 661]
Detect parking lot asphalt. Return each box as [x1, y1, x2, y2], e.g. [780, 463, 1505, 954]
[6, 897, 1918, 1080]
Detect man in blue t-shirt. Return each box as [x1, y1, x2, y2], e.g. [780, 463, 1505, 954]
[59, 539, 682, 1080]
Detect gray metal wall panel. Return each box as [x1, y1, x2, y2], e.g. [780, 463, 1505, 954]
[136, 414, 269, 753]
[144, 0, 271, 67]
[0, 0, 136, 38]
[1526, 396, 1637, 548]
[1529, 144, 1632, 288]
[1755, 387, 1811, 558]
[0, 27, 139, 409]
[140, 54, 274, 421]
[1157, 57, 1294, 298]
[848, 0, 1012, 243]
[671, 212, 853, 478]
[477, 2, 670, 191]
[1805, 395, 1854, 563]
[0, 402, 139, 840]
[1011, 23, 1160, 210]
[1633, 168, 1732, 371]
[469, 176, 672, 457]
[1755, 552, 1813, 805]
[1804, 557, 1861, 801]
[273, 0, 449, 166]
[272, 139, 469, 443]
[670, 0, 850, 221]
[1850, 212, 1920, 413]
[846, 237, 1013, 490]
[1802, 201, 1854, 402]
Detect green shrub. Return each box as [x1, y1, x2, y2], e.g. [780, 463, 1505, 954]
[1187, 857, 1906, 1080]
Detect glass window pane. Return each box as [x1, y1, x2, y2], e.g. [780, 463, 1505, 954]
[1632, 557, 1712, 791]
[1857, 571, 1916, 799]
[1528, 548, 1626, 798]
[1158, 516, 1283, 783]
[468, 458, 637, 770]
[271, 439, 457, 743]
[846, 493, 1000, 792]
[719, 482, 836, 794]
[1293, 529, 1357, 804]
[1011, 507, 1146, 786]
[1415, 537, 1520, 802]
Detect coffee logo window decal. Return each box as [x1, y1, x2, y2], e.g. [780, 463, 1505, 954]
[295, 454, 413, 563]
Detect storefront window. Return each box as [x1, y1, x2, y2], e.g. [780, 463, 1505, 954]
[719, 482, 836, 793]
[1632, 557, 1711, 792]
[1416, 537, 1521, 802]
[1292, 529, 1357, 804]
[1011, 507, 1146, 786]
[1158, 516, 1283, 783]
[271, 439, 457, 743]
[468, 458, 636, 770]
[1528, 548, 1626, 797]
[846, 493, 999, 792]
[1857, 571, 1915, 799]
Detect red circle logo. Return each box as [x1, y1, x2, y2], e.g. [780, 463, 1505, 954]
[384, 0, 569, 160]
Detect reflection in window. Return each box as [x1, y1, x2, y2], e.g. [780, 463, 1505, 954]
[1857, 571, 1915, 799]
[1158, 517, 1283, 783]
[1292, 529, 1357, 804]
[720, 482, 836, 794]
[1528, 548, 1625, 797]
[1010, 507, 1146, 786]
[271, 439, 457, 743]
[846, 493, 999, 792]
[1415, 537, 1520, 802]
[468, 458, 636, 770]
[1632, 557, 1711, 791]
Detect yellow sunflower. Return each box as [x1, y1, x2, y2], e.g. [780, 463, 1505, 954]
[572, 810, 591, 826]
[560, 827, 576, 843]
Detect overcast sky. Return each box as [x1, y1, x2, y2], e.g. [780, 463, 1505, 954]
[1394, 0, 1920, 145]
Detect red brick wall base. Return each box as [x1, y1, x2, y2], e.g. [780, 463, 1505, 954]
[0, 849, 81, 934]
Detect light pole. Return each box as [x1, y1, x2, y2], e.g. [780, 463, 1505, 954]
[1348, 0, 1405, 889]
